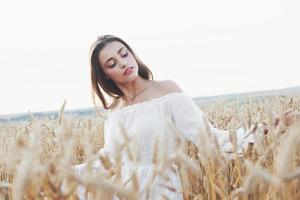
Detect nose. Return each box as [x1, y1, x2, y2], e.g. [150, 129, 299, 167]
[120, 59, 128, 68]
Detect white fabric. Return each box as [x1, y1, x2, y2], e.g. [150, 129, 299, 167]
[73, 92, 255, 200]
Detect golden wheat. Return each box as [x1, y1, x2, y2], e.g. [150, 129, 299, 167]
[1, 95, 300, 199]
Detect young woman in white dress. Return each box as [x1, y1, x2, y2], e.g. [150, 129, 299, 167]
[72, 35, 295, 200]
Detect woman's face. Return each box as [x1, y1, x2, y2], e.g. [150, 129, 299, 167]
[98, 41, 139, 83]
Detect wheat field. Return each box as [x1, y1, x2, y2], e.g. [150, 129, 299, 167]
[1, 95, 300, 200]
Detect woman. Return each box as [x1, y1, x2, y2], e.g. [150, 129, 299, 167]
[73, 35, 295, 200]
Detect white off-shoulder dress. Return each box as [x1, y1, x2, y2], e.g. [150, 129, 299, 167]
[73, 92, 255, 200]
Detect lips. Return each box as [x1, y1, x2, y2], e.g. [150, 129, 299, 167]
[124, 67, 134, 75]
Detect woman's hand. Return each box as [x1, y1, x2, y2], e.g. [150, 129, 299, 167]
[251, 110, 297, 134]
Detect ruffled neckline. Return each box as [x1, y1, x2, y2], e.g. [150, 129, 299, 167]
[107, 92, 186, 117]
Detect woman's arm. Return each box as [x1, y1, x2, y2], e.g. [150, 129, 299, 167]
[168, 91, 255, 156]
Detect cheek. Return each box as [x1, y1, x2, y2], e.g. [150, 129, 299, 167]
[129, 54, 138, 64]
[102, 68, 116, 77]
[107, 68, 122, 77]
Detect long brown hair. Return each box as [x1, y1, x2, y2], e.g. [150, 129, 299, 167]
[90, 35, 154, 111]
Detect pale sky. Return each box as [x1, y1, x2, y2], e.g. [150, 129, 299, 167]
[1, 0, 300, 115]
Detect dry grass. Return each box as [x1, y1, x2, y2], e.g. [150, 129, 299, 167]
[1, 95, 300, 200]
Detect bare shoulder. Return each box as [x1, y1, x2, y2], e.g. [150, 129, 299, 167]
[157, 80, 183, 94]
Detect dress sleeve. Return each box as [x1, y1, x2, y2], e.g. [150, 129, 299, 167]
[68, 118, 118, 199]
[170, 92, 255, 155]
[72, 119, 116, 173]
[98, 118, 117, 162]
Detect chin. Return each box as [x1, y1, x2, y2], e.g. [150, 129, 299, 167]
[128, 74, 139, 81]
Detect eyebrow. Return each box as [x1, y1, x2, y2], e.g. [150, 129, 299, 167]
[104, 47, 125, 66]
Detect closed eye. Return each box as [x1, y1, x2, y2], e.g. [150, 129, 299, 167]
[109, 61, 116, 68]
[108, 51, 128, 67]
